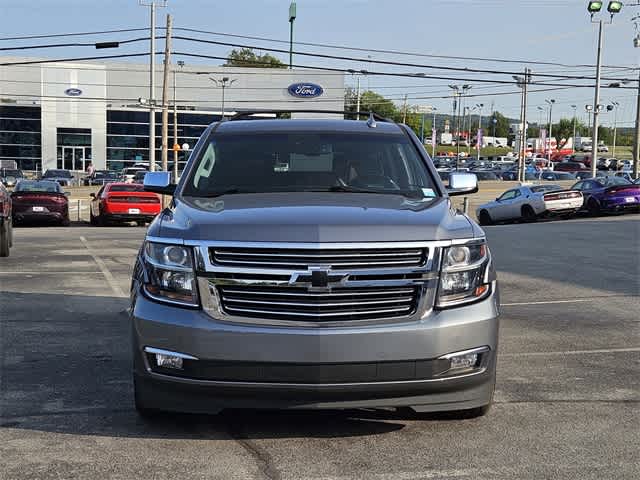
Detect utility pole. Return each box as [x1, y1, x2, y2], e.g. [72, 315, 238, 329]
[522, 69, 530, 182]
[571, 104, 577, 153]
[356, 75, 361, 120]
[546, 99, 555, 167]
[402, 94, 408, 123]
[634, 69, 640, 178]
[173, 60, 184, 182]
[477, 103, 483, 162]
[140, 0, 167, 172]
[611, 101, 619, 158]
[160, 14, 172, 173]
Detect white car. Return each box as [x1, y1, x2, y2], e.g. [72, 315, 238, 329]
[476, 184, 583, 225]
[121, 167, 146, 184]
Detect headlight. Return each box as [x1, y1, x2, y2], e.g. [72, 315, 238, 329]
[437, 242, 491, 308]
[142, 242, 199, 307]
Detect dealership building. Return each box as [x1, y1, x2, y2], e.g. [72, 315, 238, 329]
[0, 57, 345, 172]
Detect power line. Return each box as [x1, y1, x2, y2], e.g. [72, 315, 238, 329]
[172, 26, 636, 71]
[0, 37, 150, 52]
[0, 28, 148, 42]
[170, 35, 638, 83]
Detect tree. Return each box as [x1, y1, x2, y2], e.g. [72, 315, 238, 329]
[356, 90, 398, 119]
[489, 111, 510, 137]
[224, 48, 286, 68]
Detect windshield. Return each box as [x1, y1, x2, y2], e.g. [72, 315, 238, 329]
[1, 169, 22, 177]
[531, 185, 561, 193]
[15, 181, 61, 193]
[43, 170, 71, 178]
[183, 132, 437, 198]
[603, 177, 632, 186]
[95, 171, 117, 178]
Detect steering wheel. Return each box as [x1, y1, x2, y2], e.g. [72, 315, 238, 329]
[350, 174, 400, 190]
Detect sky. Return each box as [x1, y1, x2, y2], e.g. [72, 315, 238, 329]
[2, 0, 640, 128]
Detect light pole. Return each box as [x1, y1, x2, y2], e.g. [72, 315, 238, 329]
[513, 69, 532, 182]
[476, 103, 484, 161]
[587, 0, 622, 178]
[611, 101, 619, 158]
[633, 33, 640, 178]
[173, 60, 184, 182]
[210, 77, 237, 119]
[449, 85, 472, 165]
[289, 2, 297, 69]
[432, 107, 438, 156]
[545, 99, 555, 166]
[140, 0, 167, 172]
[571, 104, 577, 153]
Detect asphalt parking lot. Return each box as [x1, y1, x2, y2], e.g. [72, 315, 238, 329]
[1, 215, 639, 480]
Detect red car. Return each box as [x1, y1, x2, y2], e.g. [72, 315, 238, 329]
[11, 180, 70, 226]
[89, 182, 161, 226]
[0, 181, 12, 256]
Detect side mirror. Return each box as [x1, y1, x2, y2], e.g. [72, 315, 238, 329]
[144, 171, 176, 195]
[447, 172, 478, 197]
[495, 197, 500, 202]
[89, 192, 96, 198]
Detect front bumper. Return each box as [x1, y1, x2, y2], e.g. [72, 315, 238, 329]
[131, 285, 499, 414]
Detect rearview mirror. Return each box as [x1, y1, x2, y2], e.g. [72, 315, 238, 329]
[143, 171, 176, 195]
[447, 172, 478, 197]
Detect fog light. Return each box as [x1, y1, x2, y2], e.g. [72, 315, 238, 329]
[439, 347, 489, 375]
[450, 353, 478, 370]
[156, 353, 183, 370]
[144, 347, 198, 371]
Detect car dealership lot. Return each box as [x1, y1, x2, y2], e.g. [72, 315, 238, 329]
[1, 218, 639, 480]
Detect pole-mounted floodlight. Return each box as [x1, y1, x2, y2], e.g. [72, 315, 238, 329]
[588, 1, 603, 14]
[289, 2, 297, 69]
[586, 105, 594, 111]
[607, 1, 622, 14]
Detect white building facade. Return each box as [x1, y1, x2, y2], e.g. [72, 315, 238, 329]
[0, 57, 345, 172]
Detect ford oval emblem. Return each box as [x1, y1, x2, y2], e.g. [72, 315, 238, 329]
[64, 88, 83, 97]
[287, 83, 324, 98]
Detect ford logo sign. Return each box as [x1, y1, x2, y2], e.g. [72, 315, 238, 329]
[287, 83, 324, 98]
[64, 88, 83, 97]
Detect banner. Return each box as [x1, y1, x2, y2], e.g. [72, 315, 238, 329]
[540, 128, 547, 155]
[432, 128, 437, 149]
[477, 128, 483, 149]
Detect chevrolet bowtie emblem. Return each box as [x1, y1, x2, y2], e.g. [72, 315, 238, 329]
[289, 266, 349, 292]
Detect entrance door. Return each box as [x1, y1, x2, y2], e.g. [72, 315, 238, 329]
[62, 146, 86, 171]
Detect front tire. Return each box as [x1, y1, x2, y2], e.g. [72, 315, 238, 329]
[478, 210, 493, 226]
[0, 220, 10, 257]
[587, 198, 601, 216]
[521, 205, 537, 222]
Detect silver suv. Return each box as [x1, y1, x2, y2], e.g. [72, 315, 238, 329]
[131, 113, 499, 418]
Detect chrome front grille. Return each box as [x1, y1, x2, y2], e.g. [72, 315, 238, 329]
[216, 285, 420, 322]
[210, 247, 427, 270]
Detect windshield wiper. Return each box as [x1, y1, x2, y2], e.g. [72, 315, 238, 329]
[191, 188, 255, 198]
[324, 185, 425, 198]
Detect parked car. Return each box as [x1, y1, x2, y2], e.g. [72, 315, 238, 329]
[131, 114, 498, 419]
[42, 169, 74, 187]
[89, 182, 161, 226]
[133, 170, 147, 184]
[1, 168, 25, 188]
[122, 167, 146, 184]
[473, 171, 500, 181]
[554, 161, 589, 173]
[11, 180, 70, 226]
[597, 144, 609, 153]
[571, 177, 640, 214]
[83, 170, 119, 186]
[540, 171, 577, 181]
[0, 181, 12, 256]
[501, 170, 539, 181]
[476, 184, 583, 225]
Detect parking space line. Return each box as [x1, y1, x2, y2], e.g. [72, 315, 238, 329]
[502, 296, 636, 306]
[79, 236, 127, 298]
[500, 347, 640, 357]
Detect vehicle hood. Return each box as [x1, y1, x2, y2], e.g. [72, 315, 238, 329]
[149, 192, 477, 243]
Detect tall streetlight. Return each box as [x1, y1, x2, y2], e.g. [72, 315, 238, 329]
[545, 99, 556, 166]
[173, 60, 184, 182]
[475, 103, 484, 162]
[513, 70, 532, 182]
[587, 0, 623, 178]
[448, 85, 471, 166]
[571, 104, 577, 153]
[610, 101, 620, 158]
[140, 0, 167, 172]
[289, 2, 297, 69]
[210, 77, 237, 119]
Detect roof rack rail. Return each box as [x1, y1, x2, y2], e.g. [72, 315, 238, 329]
[227, 109, 394, 123]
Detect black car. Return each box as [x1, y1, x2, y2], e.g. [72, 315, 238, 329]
[84, 170, 119, 186]
[42, 169, 74, 186]
[473, 171, 500, 181]
[540, 171, 577, 181]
